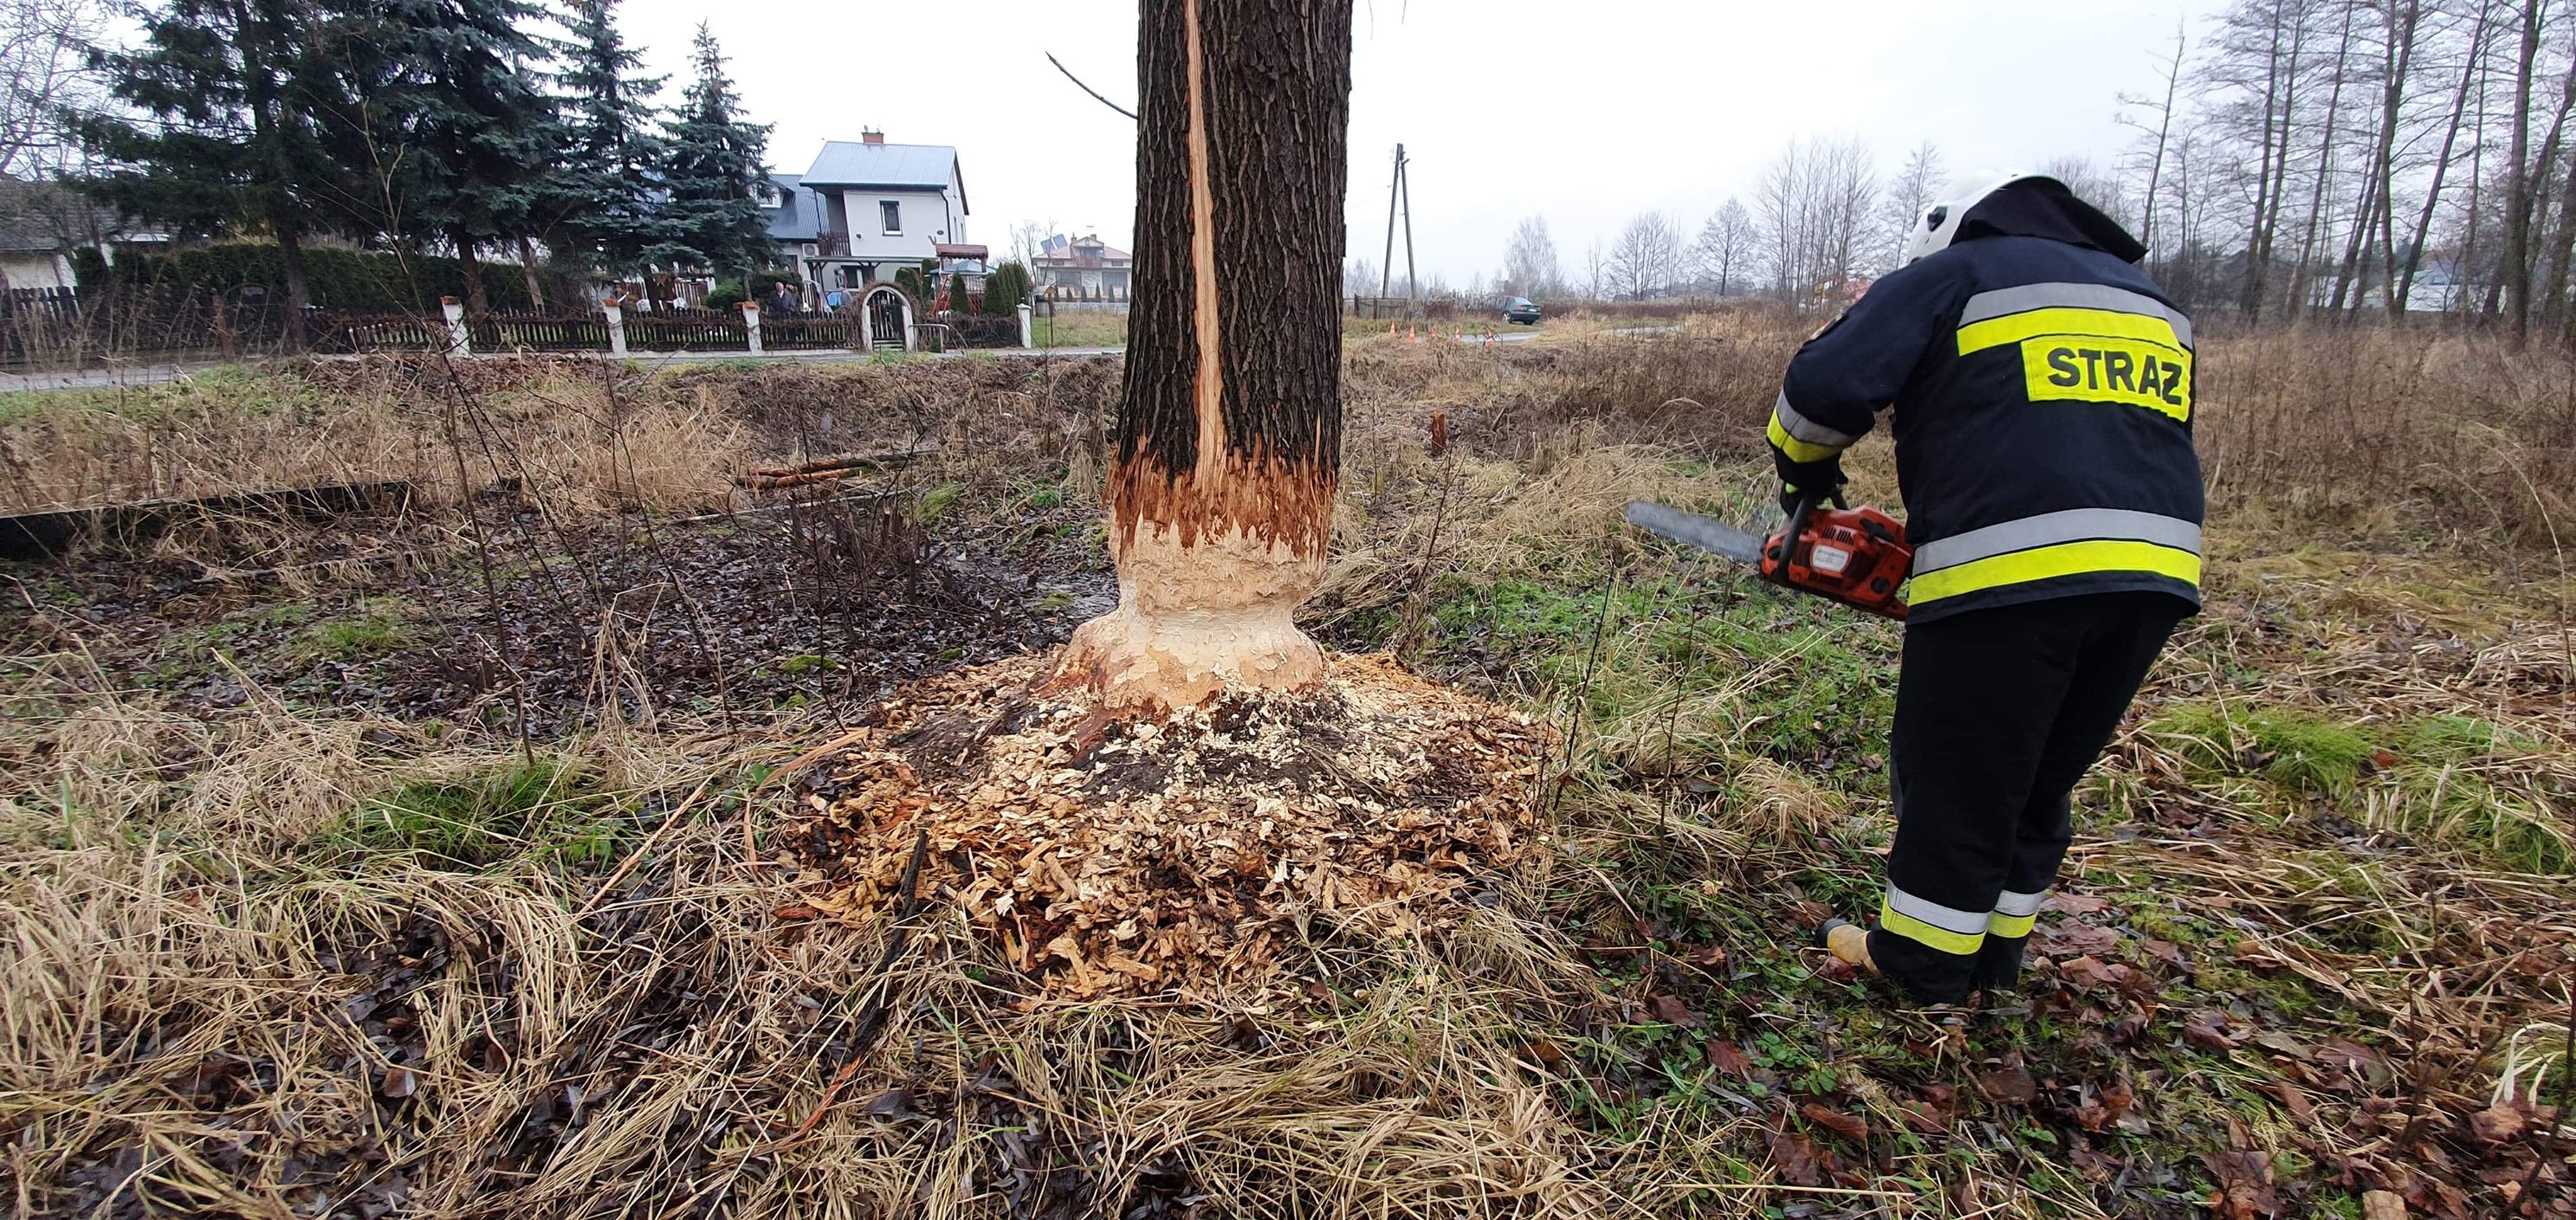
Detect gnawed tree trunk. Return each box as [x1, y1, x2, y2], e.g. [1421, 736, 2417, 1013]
[1054, 0, 1353, 711]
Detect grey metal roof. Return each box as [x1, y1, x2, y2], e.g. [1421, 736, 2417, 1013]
[763, 173, 819, 242]
[799, 142, 967, 211]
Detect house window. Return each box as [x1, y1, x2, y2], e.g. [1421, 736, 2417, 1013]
[879, 200, 901, 235]
[754, 181, 782, 208]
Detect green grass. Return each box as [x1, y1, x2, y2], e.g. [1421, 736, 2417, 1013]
[1031, 309, 1127, 349]
[915, 481, 966, 523]
[331, 758, 622, 868]
[289, 597, 419, 665]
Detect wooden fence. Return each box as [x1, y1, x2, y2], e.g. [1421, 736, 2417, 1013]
[5, 289, 1029, 367]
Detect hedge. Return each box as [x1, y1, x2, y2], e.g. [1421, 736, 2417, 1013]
[83, 242, 583, 312]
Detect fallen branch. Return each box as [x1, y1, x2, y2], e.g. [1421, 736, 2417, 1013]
[737, 448, 938, 487]
[788, 826, 934, 1137]
[578, 777, 713, 916]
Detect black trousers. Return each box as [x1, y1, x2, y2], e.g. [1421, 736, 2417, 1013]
[1867, 591, 2189, 1003]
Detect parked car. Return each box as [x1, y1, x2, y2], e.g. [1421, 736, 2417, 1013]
[1502, 296, 1542, 325]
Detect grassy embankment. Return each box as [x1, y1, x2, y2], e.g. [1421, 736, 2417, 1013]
[0, 317, 2569, 1217]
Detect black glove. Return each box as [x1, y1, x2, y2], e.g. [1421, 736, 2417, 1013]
[1774, 454, 1844, 519]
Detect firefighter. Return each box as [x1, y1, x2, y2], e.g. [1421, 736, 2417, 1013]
[1765, 171, 2204, 1004]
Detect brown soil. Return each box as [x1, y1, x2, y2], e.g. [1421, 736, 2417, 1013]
[780, 651, 1553, 997]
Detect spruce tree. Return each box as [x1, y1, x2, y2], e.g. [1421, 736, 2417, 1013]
[541, 0, 667, 285]
[356, 0, 557, 315]
[650, 23, 772, 285]
[76, 0, 368, 352]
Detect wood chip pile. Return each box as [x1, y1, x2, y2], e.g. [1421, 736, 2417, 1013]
[781, 652, 1552, 997]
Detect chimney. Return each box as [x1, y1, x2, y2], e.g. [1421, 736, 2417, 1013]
[861, 128, 884, 145]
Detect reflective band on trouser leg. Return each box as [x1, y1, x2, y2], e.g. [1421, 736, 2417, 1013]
[1988, 888, 2046, 939]
[1880, 886, 1987, 956]
[1908, 539, 2202, 605]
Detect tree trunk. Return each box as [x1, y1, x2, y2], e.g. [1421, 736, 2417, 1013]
[1052, 0, 1353, 711]
[2398, 0, 2484, 319]
[518, 236, 546, 308]
[2505, 0, 2541, 345]
[276, 221, 311, 355]
[455, 230, 491, 318]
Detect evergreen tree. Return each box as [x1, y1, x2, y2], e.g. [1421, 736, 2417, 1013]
[354, 0, 557, 314]
[75, 0, 370, 351]
[541, 0, 667, 284]
[983, 260, 1030, 315]
[946, 272, 968, 313]
[650, 23, 771, 283]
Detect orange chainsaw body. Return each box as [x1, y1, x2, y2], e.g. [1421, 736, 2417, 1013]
[1758, 504, 1913, 619]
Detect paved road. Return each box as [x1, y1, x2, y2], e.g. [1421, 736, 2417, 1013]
[0, 325, 1679, 394]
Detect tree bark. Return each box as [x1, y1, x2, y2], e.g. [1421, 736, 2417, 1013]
[276, 221, 311, 355]
[2504, 0, 2542, 345]
[1053, 0, 1353, 711]
[455, 229, 491, 318]
[2398, 0, 2485, 319]
[518, 236, 546, 309]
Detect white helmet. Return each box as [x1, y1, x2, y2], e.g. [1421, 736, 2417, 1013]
[1900, 169, 2064, 266]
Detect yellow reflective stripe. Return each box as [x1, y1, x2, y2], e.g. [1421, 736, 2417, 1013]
[1987, 911, 2037, 939]
[1908, 539, 2202, 604]
[1767, 412, 1842, 464]
[1957, 307, 2185, 356]
[1878, 898, 1984, 956]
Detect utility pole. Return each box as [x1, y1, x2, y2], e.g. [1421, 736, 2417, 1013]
[1378, 143, 1405, 299]
[1399, 148, 1416, 302]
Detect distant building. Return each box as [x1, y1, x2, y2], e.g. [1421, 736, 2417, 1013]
[0, 178, 165, 291]
[758, 129, 972, 296]
[1032, 233, 1131, 300]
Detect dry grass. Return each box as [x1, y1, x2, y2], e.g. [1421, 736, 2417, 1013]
[1, 320, 2572, 1217]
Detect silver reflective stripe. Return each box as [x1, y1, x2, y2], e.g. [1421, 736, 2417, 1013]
[1959, 281, 2193, 348]
[1993, 889, 2047, 918]
[1886, 886, 1990, 936]
[1773, 391, 1862, 449]
[1914, 508, 2202, 575]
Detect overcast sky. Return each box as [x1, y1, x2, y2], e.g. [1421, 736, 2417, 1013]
[618, 0, 2228, 284]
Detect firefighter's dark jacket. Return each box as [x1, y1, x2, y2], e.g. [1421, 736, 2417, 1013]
[1768, 185, 2204, 624]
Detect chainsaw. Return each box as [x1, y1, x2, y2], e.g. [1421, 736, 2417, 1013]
[1623, 489, 1913, 619]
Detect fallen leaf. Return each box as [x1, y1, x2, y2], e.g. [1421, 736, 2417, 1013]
[1518, 1039, 1566, 1067]
[1800, 1102, 1867, 1142]
[2110, 1006, 2154, 1044]
[1977, 1064, 2037, 1105]
[1765, 1126, 1827, 1187]
[2203, 1149, 2281, 1218]
[2038, 920, 2120, 957]
[2061, 955, 2134, 991]
[2068, 1139, 2120, 1183]
[2072, 1080, 2136, 1133]
[771, 904, 819, 921]
[863, 1087, 913, 1119]
[2143, 938, 2188, 969]
[1896, 1098, 1950, 1134]
[2043, 893, 2113, 914]
[379, 1065, 417, 1100]
[2466, 1104, 2524, 1145]
[2275, 1079, 2314, 1124]
[1703, 1038, 1752, 1076]
[1648, 994, 1700, 1029]
[1678, 943, 1728, 968]
[2184, 1009, 2242, 1050]
[2359, 1189, 2406, 1220]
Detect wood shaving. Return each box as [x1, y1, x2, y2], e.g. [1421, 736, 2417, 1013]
[781, 651, 1552, 997]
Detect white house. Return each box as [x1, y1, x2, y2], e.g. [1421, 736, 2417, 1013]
[789, 130, 970, 294]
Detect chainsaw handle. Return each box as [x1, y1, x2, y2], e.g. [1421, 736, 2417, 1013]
[1773, 488, 1822, 584]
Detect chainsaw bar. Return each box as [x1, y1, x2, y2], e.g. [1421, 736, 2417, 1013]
[1621, 500, 1769, 566]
